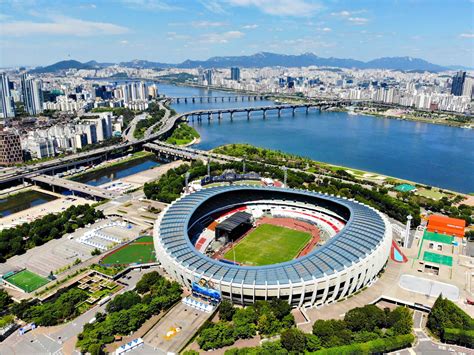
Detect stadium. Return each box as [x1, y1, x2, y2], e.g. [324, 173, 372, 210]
[154, 185, 392, 307]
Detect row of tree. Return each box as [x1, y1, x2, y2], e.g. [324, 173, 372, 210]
[11, 288, 88, 326]
[76, 272, 182, 354]
[213, 304, 414, 354]
[0, 204, 104, 262]
[197, 299, 294, 350]
[166, 123, 200, 145]
[427, 295, 474, 347]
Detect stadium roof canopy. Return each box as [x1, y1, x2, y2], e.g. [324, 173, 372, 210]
[215, 212, 252, 233]
[158, 185, 388, 286]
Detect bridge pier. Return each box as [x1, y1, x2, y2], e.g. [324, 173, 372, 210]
[241, 96, 244, 102]
[292, 107, 296, 116]
[208, 113, 212, 121]
[306, 106, 309, 114]
[184, 98, 187, 104]
[214, 97, 217, 102]
[200, 97, 203, 103]
[247, 110, 251, 120]
[218, 112, 222, 120]
[192, 97, 195, 103]
[235, 97, 238, 102]
[176, 98, 180, 104]
[198, 114, 202, 122]
[230, 111, 234, 120]
[221, 97, 224, 102]
[278, 108, 281, 117]
[263, 109, 267, 119]
[228, 97, 231, 102]
[207, 97, 211, 103]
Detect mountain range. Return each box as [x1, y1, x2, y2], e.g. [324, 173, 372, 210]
[30, 52, 460, 73]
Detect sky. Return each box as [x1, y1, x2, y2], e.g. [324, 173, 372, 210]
[0, 0, 473, 68]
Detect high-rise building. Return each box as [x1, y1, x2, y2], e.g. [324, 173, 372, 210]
[0, 73, 15, 120]
[21, 74, 43, 115]
[231, 67, 241, 81]
[205, 69, 213, 86]
[0, 130, 23, 165]
[451, 71, 466, 96]
[462, 77, 473, 98]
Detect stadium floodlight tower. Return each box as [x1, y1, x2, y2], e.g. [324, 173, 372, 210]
[281, 166, 288, 188]
[207, 157, 211, 178]
[243, 154, 247, 174]
[185, 172, 190, 194]
[404, 215, 412, 247]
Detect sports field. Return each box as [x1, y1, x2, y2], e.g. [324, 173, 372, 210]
[4, 269, 49, 292]
[101, 236, 156, 266]
[224, 224, 311, 266]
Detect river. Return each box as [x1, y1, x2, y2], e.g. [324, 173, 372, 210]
[158, 84, 474, 193]
[0, 190, 57, 217]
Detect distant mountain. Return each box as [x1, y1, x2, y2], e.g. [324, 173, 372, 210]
[32, 53, 453, 73]
[119, 59, 171, 69]
[364, 56, 446, 72]
[30, 60, 96, 73]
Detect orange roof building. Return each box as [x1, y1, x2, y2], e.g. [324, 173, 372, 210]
[427, 215, 466, 238]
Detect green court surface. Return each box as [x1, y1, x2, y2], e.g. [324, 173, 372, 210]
[101, 236, 156, 266]
[4, 269, 49, 292]
[423, 231, 454, 245]
[224, 224, 311, 266]
[423, 251, 453, 266]
[394, 184, 417, 193]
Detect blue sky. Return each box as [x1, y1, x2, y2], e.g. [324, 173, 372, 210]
[0, 0, 473, 68]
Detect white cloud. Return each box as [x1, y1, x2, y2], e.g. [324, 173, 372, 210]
[348, 17, 369, 25]
[0, 15, 130, 37]
[167, 31, 191, 40]
[200, 30, 244, 43]
[198, 0, 227, 14]
[192, 21, 227, 28]
[321, 27, 331, 32]
[120, 0, 179, 11]
[242, 24, 259, 29]
[227, 0, 322, 17]
[120, 40, 129, 44]
[460, 33, 474, 38]
[331, 9, 366, 17]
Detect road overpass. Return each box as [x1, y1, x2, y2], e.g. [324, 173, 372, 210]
[27, 174, 121, 200]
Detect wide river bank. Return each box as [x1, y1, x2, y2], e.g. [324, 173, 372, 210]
[158, 84, 474, 193]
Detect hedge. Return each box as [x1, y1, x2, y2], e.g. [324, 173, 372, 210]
[310, 334, 415, 354]
[443, 328, 474, 348]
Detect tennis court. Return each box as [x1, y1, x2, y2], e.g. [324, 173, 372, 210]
[4, 269, 49, 292]
[423, 251, 453, 266]
[423, 231, 453, 245]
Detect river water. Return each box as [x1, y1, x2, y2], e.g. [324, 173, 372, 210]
[159, 84, 474, 193]
[0, 190, 57, 217]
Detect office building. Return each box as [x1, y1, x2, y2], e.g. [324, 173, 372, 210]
[0, 73, 16, 120]
[205, 69, 213, 86]
[0, 130, 23, 165]
[231, 67, 241, 81]
[21, 74, 43, 115]
[451, 71, 466, 96]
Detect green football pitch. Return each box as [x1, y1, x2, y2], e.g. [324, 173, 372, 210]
[4, 269, 49, 292]
[224, 224, 312, 266]
[101, 236, 156, 265]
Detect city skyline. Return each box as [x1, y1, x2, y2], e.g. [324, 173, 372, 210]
[1, 0, 473, 68]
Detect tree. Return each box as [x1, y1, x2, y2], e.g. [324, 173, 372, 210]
[312, 319, 352, 347]
[280, 328, 306, 353]
[0, 289, 12, 309]
[344, 304, 386, 332]
[106, 291, 141, 313]
[257, 312, 280, 336]
[91, 248, 101, 256]
[197, 322, 235, 350]
[389, 307, 413, 335]
[219, 300, 235, 321]
[305, 333, 322, 352]
[270, 298, 292, 320]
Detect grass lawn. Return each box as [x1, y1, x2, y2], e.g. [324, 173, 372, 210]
[5, 269, 49, 292]
[101, 236, 156, 265]
[224, 224, 311, 266]
[416, 188, 447, 200]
